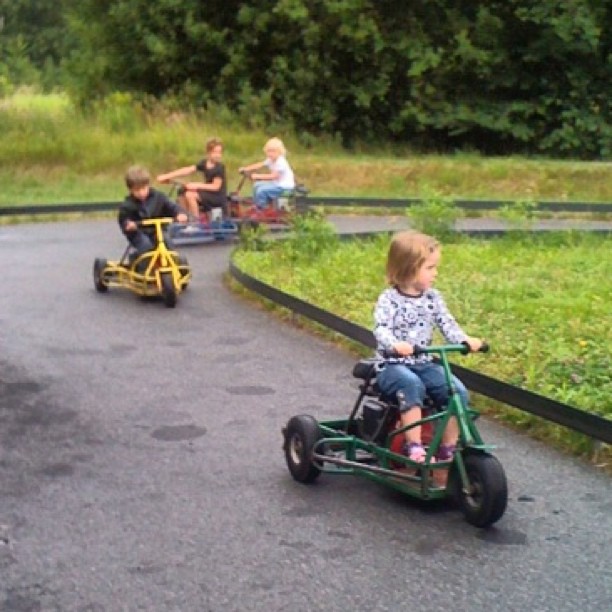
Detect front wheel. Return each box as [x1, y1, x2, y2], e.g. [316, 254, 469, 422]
[93, 258, 108, 293]
[454, 452, 508, 527]
[283, 415, 322, 483]
[160, 272, 177, 308]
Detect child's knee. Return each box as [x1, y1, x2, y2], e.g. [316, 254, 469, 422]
[453, 377, 469, 405]
[399, 401, 423, 414]
[395, 380, 426, 412]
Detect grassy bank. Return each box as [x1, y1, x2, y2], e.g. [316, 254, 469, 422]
[233, 226, 611, 459]
[2, 91, 612, 206]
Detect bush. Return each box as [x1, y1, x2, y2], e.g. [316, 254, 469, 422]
[283, 211, 338, 261]
[237, 222, 270, 252]
[498, 199, 538, 231]
[406, 195, 463, 241]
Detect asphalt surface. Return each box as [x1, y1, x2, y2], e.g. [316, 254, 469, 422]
[1, 220, 611, 612]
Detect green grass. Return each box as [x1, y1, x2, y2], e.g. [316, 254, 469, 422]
[2, 91, 612, 206]
[233, 228, 612, 459]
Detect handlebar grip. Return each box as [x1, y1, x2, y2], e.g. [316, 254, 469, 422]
[459, 342, 471, 355]
[461, 341, 490, 354]
[412, 345, 423, 356]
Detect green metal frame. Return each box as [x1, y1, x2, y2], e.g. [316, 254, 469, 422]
[312, 344, 495, 501]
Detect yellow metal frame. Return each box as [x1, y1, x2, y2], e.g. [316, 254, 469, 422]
[101, 218, 191, 296]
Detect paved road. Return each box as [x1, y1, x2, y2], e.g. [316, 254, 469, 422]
[1, 220, 611, 612]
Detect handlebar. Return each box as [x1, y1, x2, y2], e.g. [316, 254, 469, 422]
[166, 180, 186, 198]
[232, 171, 251, 196]
[139, 217, 175, 227]
[412, 342, 489, 357]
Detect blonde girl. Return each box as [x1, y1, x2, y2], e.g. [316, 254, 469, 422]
[239, 137, 295, 209]
[373, 231, 483, 463]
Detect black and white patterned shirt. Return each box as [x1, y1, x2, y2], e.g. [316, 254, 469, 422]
[373, 287, 467, 364]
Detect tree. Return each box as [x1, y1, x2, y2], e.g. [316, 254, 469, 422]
[52, 0, 612, 157]
[0, 0, 72, 88]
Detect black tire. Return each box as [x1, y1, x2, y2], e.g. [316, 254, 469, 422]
[454, 452, 508, 528]
[160, 272, 177, 308]
[283, 415, 322, 483]
[93, 258, 108, 293]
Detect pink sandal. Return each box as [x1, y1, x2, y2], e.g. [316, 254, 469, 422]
[436, 444, 456, 462]
[402, 442, 435, 464]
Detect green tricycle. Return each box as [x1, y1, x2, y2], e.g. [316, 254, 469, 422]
[282, 343, 508, 527]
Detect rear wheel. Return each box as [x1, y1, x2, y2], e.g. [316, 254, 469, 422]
[93, 258, 108, 293]
[283, 415, 322, 483]
[160, 272, 177, 308]
[454, 452, 507, 527]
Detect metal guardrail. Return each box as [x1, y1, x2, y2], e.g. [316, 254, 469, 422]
[306, 196, 612, 213]
[0, 202, 118, 216]
[228, 260, 612, 446]
[2, 195, 612, 216]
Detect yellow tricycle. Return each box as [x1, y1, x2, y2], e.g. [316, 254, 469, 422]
[93, 218, 191, 308]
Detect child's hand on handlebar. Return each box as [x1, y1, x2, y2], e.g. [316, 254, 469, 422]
[392, 341, 414, 356]
[124, 220, 137, 232]
[465, 337, 485, 352]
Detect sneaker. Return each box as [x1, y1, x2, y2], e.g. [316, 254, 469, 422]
[402, 442, 434, 464]
[182, 225, 200, 234]
[436, 444, 456, 462]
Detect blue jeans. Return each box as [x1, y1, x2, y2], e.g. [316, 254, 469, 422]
[126, 229, 173, 255]
[376, 362, 469, 412]
[253, 182, 284, 208]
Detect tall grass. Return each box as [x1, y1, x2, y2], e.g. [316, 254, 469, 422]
[2, 90, 612, 205]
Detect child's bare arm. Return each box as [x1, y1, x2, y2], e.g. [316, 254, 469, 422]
[184, 177, 223, 192]
[238, 161, 266, 173]
[251, 170, 277, 181]
[156, 165, 197, 183]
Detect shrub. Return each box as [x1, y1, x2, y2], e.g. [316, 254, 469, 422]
[283, 211, 338, 261]
[498, 199, 538, 231]
[406, 195, 463, 241]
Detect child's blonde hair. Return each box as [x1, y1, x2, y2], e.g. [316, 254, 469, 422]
[386, 231, 440, 286]
[125, 165, 150, 189]
[263, 137, 286, 156]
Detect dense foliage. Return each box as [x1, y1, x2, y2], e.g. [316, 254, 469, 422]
[0, 0, 71, 91]
[2, 1, 612, 157]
